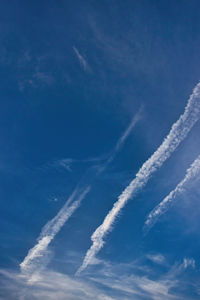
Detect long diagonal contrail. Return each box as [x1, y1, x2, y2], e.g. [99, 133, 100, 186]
[143, 154, 200, 233]
[20, 109, 142, 277]
[77, 83, 200, 275]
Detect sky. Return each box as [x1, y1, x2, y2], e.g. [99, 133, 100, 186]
[1, 0, 200, 299]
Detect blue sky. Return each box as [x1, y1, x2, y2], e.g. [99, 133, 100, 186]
[1, 1, 200, 299]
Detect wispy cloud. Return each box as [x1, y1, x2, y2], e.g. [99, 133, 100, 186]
[183, 258, 195, 269]
[20, 109, 142, 280]
[18, 56, 54, 92]
[77, 82, 200, 274]
[51, 154, 108, 172]
[144, 154, 200, 233]
[2, 256, 197, 300]
[73, 46, 91, 72]
[146, 254, 166, 265]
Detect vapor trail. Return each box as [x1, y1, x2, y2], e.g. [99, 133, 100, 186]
[97, 106, 143, 173]
[77, 83, 200, 275]
[20, 186, 90, 274]
[144, 154, 200, 233]
[20, 109, 142, 277]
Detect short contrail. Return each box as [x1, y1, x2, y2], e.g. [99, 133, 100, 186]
[143, 154, 200, 233]
[77, 82, 200, 275]
[97, 106, 143, 174]
[20, 109, 142, 277]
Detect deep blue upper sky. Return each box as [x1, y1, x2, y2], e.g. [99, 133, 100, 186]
[1, 1, 200, 299]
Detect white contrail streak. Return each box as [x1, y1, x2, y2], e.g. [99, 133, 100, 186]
[20, 109, 142, 277]
[97, 107, 143, 173]
[20, 187, 90, 274]
[77, 82, 200, 275]
[115, 107, 143, 153]
[144, 154, 200, 233]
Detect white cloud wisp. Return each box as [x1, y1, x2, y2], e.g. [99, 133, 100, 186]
[144, 154, 200, 233]
[2, 255, 194, 300]
[77, 82, 200, 274]
[73, 46, 90, 72]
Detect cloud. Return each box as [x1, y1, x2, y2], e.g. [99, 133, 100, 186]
[55, 158, 74, 172]
[183, 258, 195, 269]
[17, 53, 54, 92]
[73, 46, 91, 72]
[18, 70, 54, 92]
[20, 109, 142, 281]
[144, 154, 200, 233]
[0, 268, 115, 300]
[1, 256, 197, 300]
[33, 70, 54, 85]
[146, 254, 166, 265]
[51, 155, 107, 172]
[77, 82, 200, 274]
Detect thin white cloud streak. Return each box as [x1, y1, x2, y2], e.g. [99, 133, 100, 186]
[77, 82, 200, 275]
[20, 187, 90, 275]
[97, 107, 143, 173]
[20, 109, 142, 277]
[144, 154, 200, 233]
[115, 107, 143, 153]
[73, 46, 90, 72]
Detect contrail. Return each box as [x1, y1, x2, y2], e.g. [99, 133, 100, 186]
[97, 106, 143, 174]
[20, 109, 142, 277]
[54, 107, 143, 174]
[143, 154, 200, 233]
[115, 107, 143, 153]
[77, 82, 200, 275]
[20, 186, 90, 274]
